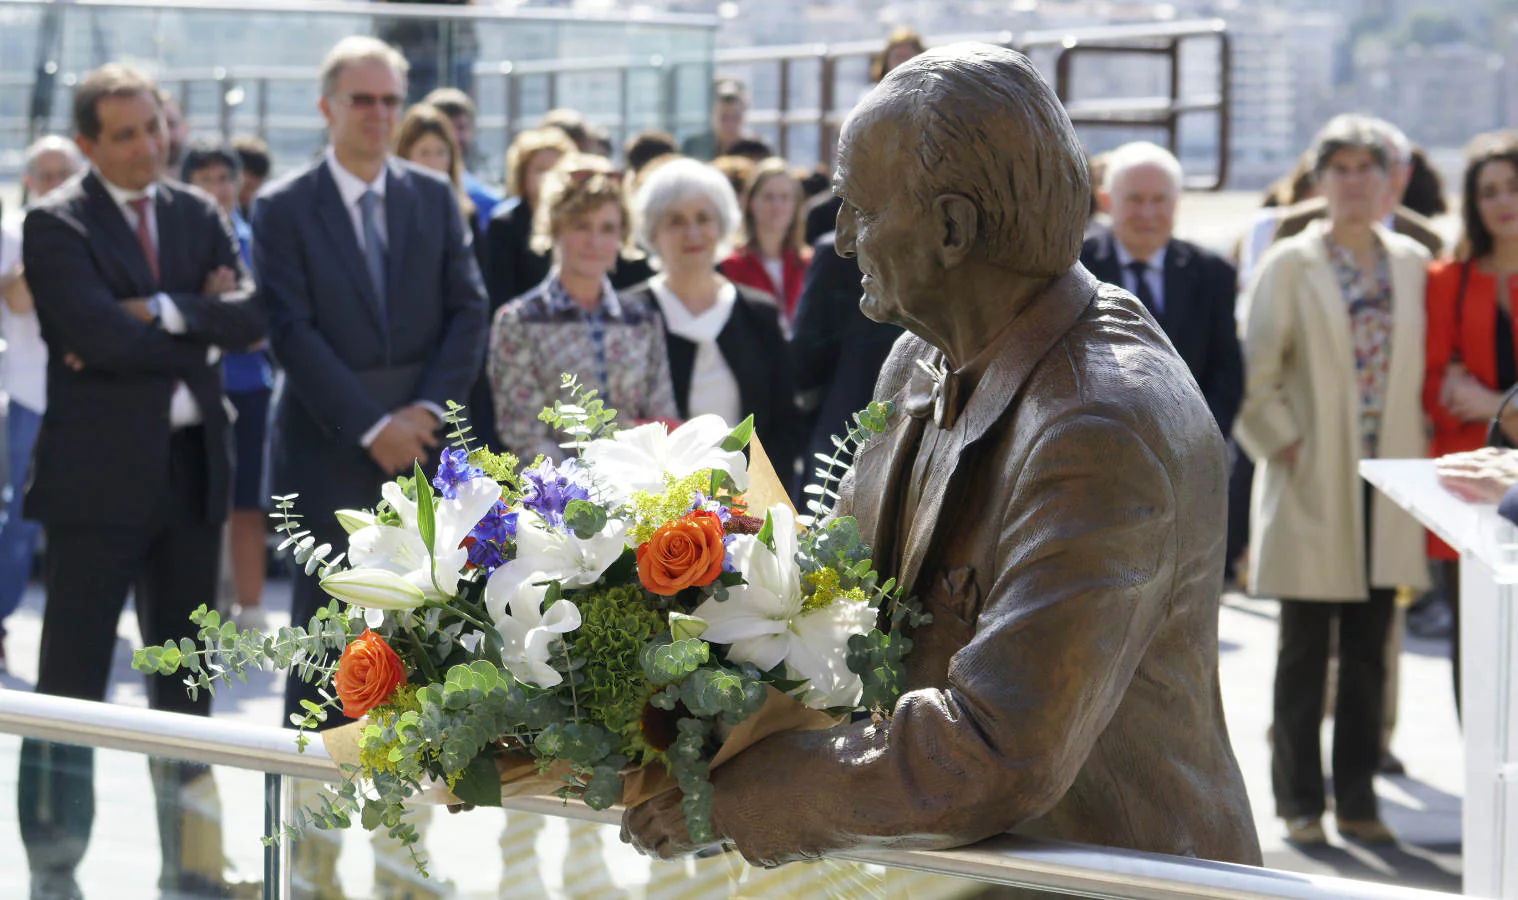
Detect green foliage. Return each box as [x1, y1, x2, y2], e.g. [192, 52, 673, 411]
[640, 636, 710, 686]
[468, 447, 522, 492]
[649, 661, 766, 726]
[441, 400, 477, 454]
[720, 414, 753, 452]
[846, 629, 914, 712]
[803, 400, 895, 524]
[539, 374, 619, 451]
[563, 499, 608, 539]
[667, 717, 716, 844]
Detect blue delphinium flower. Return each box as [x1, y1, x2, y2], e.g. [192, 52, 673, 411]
[466, 500, 517, 574]
[433, 447, 485, 500]
[519, 458, 592, 530]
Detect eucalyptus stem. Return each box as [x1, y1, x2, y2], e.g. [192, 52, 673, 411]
[404, 627, 440, 683]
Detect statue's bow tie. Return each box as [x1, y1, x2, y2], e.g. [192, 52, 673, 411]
[904, 358, 965, 430]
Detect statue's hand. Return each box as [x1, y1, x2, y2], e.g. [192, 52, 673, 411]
[620, 788, 703, 860]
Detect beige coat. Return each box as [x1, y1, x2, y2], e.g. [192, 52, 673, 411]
[1235, 220, 1430, 601]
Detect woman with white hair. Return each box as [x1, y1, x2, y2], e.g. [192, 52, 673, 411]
[626, 158, 797, 463]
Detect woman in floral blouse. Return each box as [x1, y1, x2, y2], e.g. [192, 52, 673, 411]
[1236, 114, 1429, 847]
[487, 155, 677, 461]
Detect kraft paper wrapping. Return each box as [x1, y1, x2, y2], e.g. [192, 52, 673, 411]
[319, 427, 834, 808]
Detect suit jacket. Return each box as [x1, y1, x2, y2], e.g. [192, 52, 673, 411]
[791, 232, 903, 495]
[1081, 233, 1244, 435]
[1273, 196, 1445, 257]
[707, 265, 1261, 866]
[23, 172, 264, 525]
[251, 157, 488, 518]
[626, 281, 799, 467]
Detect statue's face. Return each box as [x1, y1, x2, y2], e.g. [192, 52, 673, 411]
[834, 109, 939, 329]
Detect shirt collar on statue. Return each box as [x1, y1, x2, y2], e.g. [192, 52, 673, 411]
[1113, 238, 1167, 273]
[324, 146, 387, 207]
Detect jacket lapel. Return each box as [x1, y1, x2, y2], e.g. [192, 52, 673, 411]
[81, 172, 156, 294]
[895, 266, 1100, 596]
[313, 163, 385, 331]
[1299, 220, 1357, 375]
[1161, 239, 1192, 335]
[665, 332, 696, 418]
[154, 186, 186, 291]
[845, 356, 929, 574]
[384, 161, 416, 316]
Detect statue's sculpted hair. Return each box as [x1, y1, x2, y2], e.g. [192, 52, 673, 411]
[876, 43, 1090, 278]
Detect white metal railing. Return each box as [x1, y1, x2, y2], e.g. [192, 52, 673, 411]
[0, 690, 1462, 900]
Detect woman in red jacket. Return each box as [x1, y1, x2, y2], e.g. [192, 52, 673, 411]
[1424, 130, 1518, 712]
[719, 157, 811, 322]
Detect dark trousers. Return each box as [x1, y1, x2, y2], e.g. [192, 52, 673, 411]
[19, 427, 221, 884]
[1271, 589, 1397, 820]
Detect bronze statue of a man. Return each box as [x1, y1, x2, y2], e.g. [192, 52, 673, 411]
[624, 43, 1261, 867]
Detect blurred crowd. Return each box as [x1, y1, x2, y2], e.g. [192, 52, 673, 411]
[0, 20, 1503, 898]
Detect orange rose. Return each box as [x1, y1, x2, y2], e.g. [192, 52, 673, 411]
[334, 630, 406, 719]
[637, 510, 726, 596]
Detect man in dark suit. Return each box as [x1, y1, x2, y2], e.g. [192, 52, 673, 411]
[18, 64, 264, 898]
[790, 230, 902, 504]
[251, 37, 487, 728]
[1081, 141, 1244, 437]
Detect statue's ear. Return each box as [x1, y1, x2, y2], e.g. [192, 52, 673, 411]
[933, 193, 978, 268]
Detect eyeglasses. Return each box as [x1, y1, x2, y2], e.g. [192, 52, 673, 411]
[336, 92, 404, 111]
[567, 168, 625, 188]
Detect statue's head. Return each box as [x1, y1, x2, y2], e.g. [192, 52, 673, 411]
[835, 43, 1089, 331]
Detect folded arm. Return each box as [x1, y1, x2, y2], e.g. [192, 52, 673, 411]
[162, 205, 265, 350]
[23, 207, 208, 376]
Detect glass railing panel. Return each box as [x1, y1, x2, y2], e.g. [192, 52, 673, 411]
[0, 732, 268, 898]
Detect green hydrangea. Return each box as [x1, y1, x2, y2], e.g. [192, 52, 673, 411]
[566, 583, 665, 760]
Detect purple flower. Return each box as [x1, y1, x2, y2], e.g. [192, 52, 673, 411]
[466, 500, 517, 574]
[520, 458, 592, 530]
[432, 448, 485, 500]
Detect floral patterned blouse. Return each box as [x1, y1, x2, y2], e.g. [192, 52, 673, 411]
[487, 273, 678, 462]
[1325, 236, 1394, 458]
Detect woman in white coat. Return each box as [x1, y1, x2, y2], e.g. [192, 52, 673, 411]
[1236, 115, 1431, 847]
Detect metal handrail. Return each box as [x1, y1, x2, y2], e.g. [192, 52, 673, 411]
[0, 690, 1459, 900]
[0, 0, 720, 28]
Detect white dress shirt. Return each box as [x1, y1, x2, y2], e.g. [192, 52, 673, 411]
[649, 277, 743, 427]
[323, 148, 443, 447]
[1113, 240, 1168, 317]
[98, 172, 209, 427]
[0, 214, 45, 413]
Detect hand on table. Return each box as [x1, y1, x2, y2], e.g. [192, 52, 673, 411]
[1436, 446, 1518, 504]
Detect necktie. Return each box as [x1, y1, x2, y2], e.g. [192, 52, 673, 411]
[128, 196, 158, 285]
[358, 190, 388, 324]
[1126, 259, 1158, 316]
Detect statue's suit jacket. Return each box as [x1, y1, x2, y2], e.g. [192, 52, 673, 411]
[711, 264, 1262, 866]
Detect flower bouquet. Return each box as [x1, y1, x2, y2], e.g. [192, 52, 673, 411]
[133, 377, 921, 871]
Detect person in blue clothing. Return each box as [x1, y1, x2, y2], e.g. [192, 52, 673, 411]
[182, 142, 274, 630]
[423, 87, 502, 235]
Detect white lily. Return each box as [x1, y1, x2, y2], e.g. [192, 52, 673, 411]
[508, 510, 627, 589]
[320, 567, 426, 611]
[346, 476, 502, 600]
[579, 414, 749, 504]
[484, 566, 582, 688]
[692, 504, 875, 710]
[333, 509, 377, 536]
